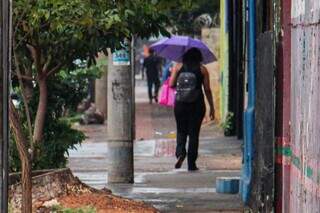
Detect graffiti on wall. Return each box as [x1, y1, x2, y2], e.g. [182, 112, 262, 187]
[290, 1, 320, 212]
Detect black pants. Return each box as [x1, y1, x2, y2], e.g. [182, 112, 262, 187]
[174, 98, 206, 169]
[147, 78, 160, 101]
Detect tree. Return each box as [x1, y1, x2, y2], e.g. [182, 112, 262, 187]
[13, 0, 170, 144]
[160, 0, 220, 35]
[12, 0, 171, 212]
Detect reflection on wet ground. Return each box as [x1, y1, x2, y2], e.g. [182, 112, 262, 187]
[69, 137, 243, 212]
[68, 80, 243, 212]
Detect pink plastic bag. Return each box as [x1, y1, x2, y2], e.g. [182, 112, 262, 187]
[159, 79, 175, 107]
[167, 86, 176, 107]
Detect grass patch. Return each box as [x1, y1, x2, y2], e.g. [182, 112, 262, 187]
[51, 205, 96, 213]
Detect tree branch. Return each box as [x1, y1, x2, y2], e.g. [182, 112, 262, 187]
[26, 44, 42, 75]
[46, 63, 63, 77]
[9, 99, 33, 213]
[42, 56, 52, 73]
[13, 50, 34, 153]
[11, 72, 34, 81]
[23, 63, 33, 78]
[14, 32, 32, 51]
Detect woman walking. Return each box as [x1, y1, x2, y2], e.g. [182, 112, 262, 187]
[170, 48, 215, 171]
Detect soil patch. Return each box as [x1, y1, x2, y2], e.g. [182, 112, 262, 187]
[58, 193, 158, 213]
[9, 169, 158, 212]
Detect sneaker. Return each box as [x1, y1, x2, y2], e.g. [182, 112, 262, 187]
[175, 155, 186, 169]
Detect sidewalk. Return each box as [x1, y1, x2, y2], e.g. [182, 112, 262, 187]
[68, 80, 243, 212]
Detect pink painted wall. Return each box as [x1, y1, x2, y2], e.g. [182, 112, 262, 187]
[290, 1, 320, 212]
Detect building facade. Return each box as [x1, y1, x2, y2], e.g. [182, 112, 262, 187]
[221, 0, 320, 212]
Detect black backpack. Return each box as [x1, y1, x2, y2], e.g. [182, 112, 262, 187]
[176, 67, 200, 103]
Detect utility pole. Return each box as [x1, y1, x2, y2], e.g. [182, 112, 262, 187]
[131, 37, 136, 141]
[95, 53, 108, 119]
[0, 0, 11, 211]
[107, 44, 134, 183]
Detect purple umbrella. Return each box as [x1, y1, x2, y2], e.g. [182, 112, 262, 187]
[150, 35, 216, 64]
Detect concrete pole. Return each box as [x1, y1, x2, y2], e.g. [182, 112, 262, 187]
[95, 53, 108, 119]
[107, 48, 134, 183]
[0, 0, 11, 210]
[131, 37, 136, 141]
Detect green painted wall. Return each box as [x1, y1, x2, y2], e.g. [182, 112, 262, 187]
[219, 0, 229, 122]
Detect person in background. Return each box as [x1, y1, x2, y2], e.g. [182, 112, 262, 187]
[169, 48, 215, 171]
[143, 48, 162, 104]
[139, 57, 145, 80]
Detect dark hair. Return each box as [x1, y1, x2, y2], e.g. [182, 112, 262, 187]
[149, 48, 155, 55]
[182, 48, 203, 68]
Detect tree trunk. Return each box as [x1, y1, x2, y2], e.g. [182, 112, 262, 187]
[33, 77, 47, 144]
[23, 79, 34, 103]
[9, 100, 32, 213]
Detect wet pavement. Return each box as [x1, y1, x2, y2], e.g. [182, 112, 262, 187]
[68, 80, 244, 212]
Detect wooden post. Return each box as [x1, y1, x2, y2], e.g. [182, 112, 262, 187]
[0, 0, 11, 211]
[250, 32, 275, 212]
[275, 1, 291, 212]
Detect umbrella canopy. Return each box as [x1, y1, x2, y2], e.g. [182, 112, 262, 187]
[150, 35, 217, 64]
